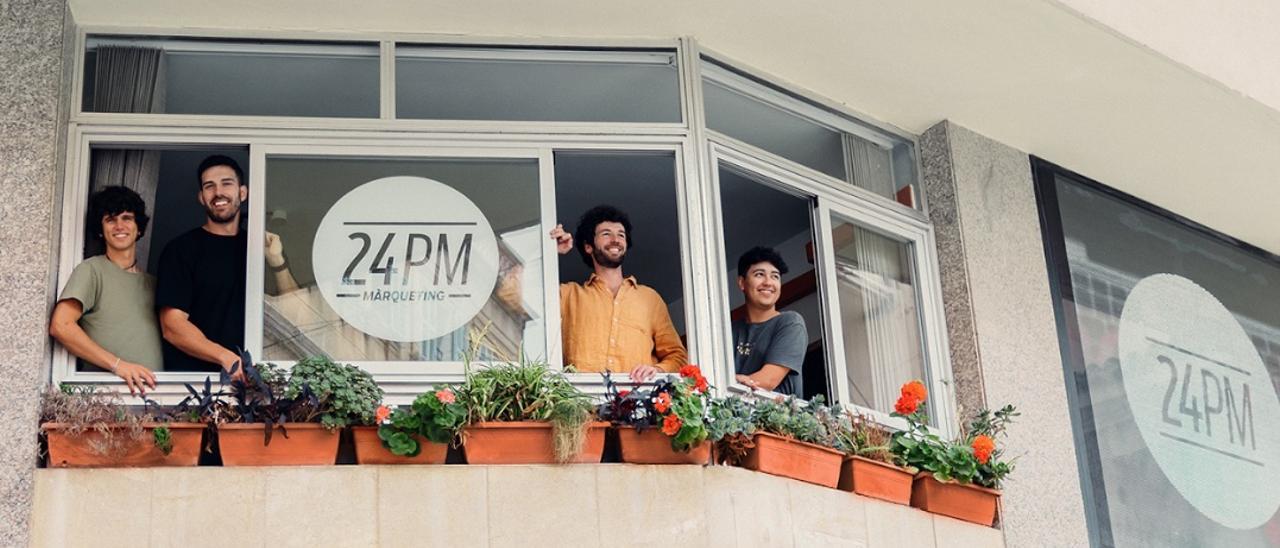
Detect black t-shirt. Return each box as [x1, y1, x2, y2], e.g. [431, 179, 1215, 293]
[156, 227, 247, 371]
[732, 311, 807, 396]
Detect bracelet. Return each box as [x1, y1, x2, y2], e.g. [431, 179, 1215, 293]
[110, 357, 120, 373]
[269, 261, 289, 273]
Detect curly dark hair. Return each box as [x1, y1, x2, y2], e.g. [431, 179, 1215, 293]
[573, 205, 633, 268]
[196, 155, 244, 189]
[86, 186, 150, 243]
[736, 246, 788, 277]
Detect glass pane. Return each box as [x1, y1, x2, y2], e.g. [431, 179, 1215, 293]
[1048, 172, 1280, 547]
[702, 60, 919, 207]
[829, 217, 926, 414]
[262, 155, 545, 364]
[83, 36, 380, 118]
[397, 47, 682, 123]
[718, 163, 826, 399]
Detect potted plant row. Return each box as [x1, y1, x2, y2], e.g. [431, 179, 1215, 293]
[889, 380, 1018, 526]
[597, 365, 713, 464]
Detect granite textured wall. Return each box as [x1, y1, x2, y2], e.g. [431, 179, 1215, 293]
[921, 121, 1090, 547]
[0, 0, 68, 546]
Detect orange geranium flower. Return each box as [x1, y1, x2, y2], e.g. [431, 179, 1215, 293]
[375, 405, 391, 424]
[900, 380, 928, 403]
[694, 375, 708, 393]
[654, 391, 672, 413]
[972, 434, 995, 464]
[435, 388, 456, 404]
[894, 395, 920, 415]
[662, 414, 683, 436]
[679, 365, 701, 378]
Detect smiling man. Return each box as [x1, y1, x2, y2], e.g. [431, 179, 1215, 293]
[732, 246, 806, 395]
[49, 186, 160, 395]
[550, 205, 687, 382]
[156, 156, 295, 375]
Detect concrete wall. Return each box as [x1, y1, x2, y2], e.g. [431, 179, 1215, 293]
[30, 464, 1005, 548]
[0, 1, 68, 546]
[921, 121, 1090, 548]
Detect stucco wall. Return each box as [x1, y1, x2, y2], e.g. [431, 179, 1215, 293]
[30, 464, 1005, 548]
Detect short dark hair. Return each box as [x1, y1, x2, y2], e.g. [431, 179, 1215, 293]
[737, 246, 788, 277]
[574, 205, 634, 268]
[196, 155, 245, 189]
[87, 186, 150, 242]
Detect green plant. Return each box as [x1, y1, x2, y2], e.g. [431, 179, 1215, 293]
[39, 384, 176, 458]
[152, 425, 173, 456]
[706, 394, 849, 464]
[888, 380, 1017, 488]
[376, 386, 466, 456]
[707, 394, 757, 464]
[458, 359, 594, 462]
[285, 355, 384, 430]
[843, 412, 901, 466]
[597, 365, 712, 452]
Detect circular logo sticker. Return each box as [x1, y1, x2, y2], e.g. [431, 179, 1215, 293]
[1118, 273, 1280, 530]
[312, 176, 498, 342]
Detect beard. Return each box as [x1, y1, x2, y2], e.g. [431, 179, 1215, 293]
[592, 246, 625, 269]
[204, 197, 241, 223]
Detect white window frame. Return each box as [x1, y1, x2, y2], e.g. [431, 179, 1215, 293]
[55, 28, 953, 433]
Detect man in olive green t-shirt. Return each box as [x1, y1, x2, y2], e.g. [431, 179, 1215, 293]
[49, 186, 160, 395]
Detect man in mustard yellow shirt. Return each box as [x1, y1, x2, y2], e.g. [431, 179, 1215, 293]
[550, 205, 687, 382]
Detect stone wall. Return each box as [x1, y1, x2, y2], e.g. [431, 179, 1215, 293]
[0, 1, 69, 546]
[31, 465, 1005, 547]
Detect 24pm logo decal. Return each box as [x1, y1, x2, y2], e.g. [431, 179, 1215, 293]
[313, 176, 499, 342]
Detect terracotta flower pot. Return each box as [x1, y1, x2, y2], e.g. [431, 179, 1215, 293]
[616, 426, 711, 465]
[351, 426, 448, 465]
[43, 422, 205, 468]
[740, 431, 843, 487]
[838, 456, 914, 505]
[217, 423, 339, 466]
[462, 421, 607, 464]
[910, 473, 1001, 526]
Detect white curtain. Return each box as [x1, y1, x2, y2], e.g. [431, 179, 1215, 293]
[87, 46, 166, 265]
[844, 134, 894, 199]
[837, 224, 923, 412]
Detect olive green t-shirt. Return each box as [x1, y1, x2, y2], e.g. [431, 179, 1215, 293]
[59, 255, 163, 371]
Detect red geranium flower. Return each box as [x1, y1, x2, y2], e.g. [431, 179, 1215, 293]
[900, 380, 928, 403]
[679, 365, 701, 378]
[662, 414, 683, 436]
[972, 434, 995, 464]
[654, 392, 672, 413]
[617, 390, 630, 399]
[894, 395, 920, 416]
[694, 375, 708, 394]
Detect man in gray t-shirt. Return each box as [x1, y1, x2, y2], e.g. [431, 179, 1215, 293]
[731, 246, 807, 396]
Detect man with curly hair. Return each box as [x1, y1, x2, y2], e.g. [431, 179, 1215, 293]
[550, 205, 687, 382]
[49, 186, 160, 395]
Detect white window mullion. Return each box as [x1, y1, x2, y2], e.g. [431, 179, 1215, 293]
[814, 201, 854, 406]
[538, 148, 563, 369]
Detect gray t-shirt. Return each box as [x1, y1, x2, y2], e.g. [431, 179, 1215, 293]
[731, 311, 806, 396]
[59, 255, 164, 371]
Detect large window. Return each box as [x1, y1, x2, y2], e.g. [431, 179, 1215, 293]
[57, 32, 952, 427]
[1036, 159, 1280, 547]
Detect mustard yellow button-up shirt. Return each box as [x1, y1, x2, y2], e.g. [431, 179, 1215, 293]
[560, 274, 687, 373]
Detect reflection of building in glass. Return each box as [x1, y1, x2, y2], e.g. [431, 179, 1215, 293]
[1065, 239, 1280, 548]
[263, 239, 531, 362]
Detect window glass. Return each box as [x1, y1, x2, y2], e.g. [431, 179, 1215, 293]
[829, 217, 927, 415]
[83, 36, 380, 118]
[397, 47, 682, 123]
[261, 155, 544, 363]
[702, 60, 918, 207]
[717, 163, 828, 400]
[1043, 168, 1280, 547]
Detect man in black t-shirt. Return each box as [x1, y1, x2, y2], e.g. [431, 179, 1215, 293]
[157, 155, 297, 374]
[731, 246, 806, 396]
